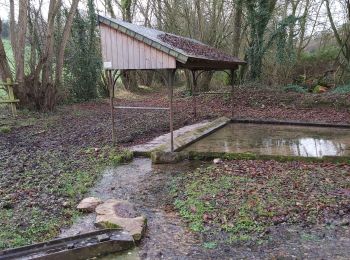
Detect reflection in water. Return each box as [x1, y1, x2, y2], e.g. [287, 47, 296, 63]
[291, 138, 346, 157]
[184, 123, 350, 158]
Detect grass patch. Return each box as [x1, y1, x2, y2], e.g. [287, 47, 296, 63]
[332, 84, 350, 94]
[173, 160, 350, 245]
[0, 126, 11, 133]
[0, 208, 62, 249]
[109, 150, 134, 166]
[0, 141, 133, 250]
[283, 84, 307, 93]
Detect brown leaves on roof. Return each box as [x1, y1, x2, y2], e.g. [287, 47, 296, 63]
[158, 33, 243, 63]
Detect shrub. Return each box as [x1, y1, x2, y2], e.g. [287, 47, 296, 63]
[332, 84, 350, 94]
[283, 84, 307, 93]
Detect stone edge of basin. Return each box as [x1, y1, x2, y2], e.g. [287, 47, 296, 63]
[187, 151, 350, 163]
[135, 117, 350, 164]
[132, 116, 230, 157]
[232, 118, 350, 128]
[149, 116, 230, 164]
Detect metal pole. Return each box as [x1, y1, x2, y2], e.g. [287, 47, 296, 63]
[191, 70, 197, 119]
[230, 69, 235, 119]
[108, 70, 116, 146]
[168, 69, 175, 152]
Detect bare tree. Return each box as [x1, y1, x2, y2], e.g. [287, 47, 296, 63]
[0, 0, 81, 110]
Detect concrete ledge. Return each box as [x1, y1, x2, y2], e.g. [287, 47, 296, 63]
[232, 118, 350, 128]
[188, 151, 350, 163]
[131, 117, 231, 155]
[172, 116, 230, 152]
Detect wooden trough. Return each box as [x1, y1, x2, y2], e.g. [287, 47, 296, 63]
[0, 229, 134, 260]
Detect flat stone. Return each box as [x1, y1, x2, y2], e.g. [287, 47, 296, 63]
[77, 197, 103, 213]
[213, 158, 222, 164]
[94, 199, 147, 241]
[95, 215, 147, 241]
[95, 199, 138, 218]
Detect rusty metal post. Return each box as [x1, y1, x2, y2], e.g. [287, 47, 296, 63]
[191, 70, 197, 119]
[108, 70, 116, 146]
[230, 69, 235, 119]
[167, 69, 176, 152]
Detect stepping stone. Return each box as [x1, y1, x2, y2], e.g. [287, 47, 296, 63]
[94, 199, 147, 242]
[77, 197, 103, 213]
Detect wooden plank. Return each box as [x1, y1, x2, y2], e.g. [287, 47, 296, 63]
[99, 24, 177, 70]
[111, 27, 118, 68]
[122, 30, 128, 69]
[0, 99, 20, 103]
[139, 37, 145, 69]
[0, 82, 18, 86]
[105, 26, 112, 64]
[116, 30, 123, 68]
[115, 106, 169, 110]
[100, 25, 107, 62]
[134, 32, 140, 68]
[128, 34, 134, 69]
[195, 92, 231, 95]
[145, 44, 151, 68]
[157, 50, 163, 68]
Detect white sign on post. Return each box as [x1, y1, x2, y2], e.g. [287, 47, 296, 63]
[103, 61, 112, 69]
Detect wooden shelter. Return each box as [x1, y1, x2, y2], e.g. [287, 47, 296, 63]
[98, 15, 246, 151]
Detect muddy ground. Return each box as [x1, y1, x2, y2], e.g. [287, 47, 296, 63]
[62, 158, 350, 259]
[1, 87, 350, 257]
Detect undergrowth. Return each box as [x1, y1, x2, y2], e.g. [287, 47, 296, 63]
[172, 160, 350, 247]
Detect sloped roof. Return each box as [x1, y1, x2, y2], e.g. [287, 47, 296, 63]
[98, 15, 246, 70]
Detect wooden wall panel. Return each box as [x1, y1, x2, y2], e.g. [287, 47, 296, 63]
[100, 24, 176, 70]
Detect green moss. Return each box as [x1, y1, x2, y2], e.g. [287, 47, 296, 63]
[109, 150, 133, 166]
[188, 151, 350, 164]
[203, 241, 217, 249]
[98, 222, 122, 229]
[0, 126, 11, 134]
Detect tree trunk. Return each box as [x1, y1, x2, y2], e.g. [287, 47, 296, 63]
[0, 19, 12, 82]
[232, 0, 243, 57]
[199, 71, 214, 92]
[121, 71, 138, 91]
[15, 0, 28, 86]
[9, 0, 17, 65]
[55, 0, 80, 87]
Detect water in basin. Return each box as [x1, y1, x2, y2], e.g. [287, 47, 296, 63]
[183, 123, 350, 158]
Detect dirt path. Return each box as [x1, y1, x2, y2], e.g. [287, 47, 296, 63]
[60, 158, 205, 259]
